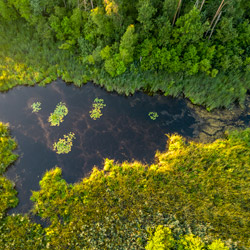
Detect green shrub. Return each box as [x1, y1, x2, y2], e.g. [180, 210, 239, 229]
[0, 123, 18, 174]
[0, 177, 18, 218]
[0, 214, 46, 249]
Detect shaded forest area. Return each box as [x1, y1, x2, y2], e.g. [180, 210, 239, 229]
[0, 0, 250, 109]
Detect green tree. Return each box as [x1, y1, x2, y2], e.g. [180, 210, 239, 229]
[137, 0, 157, 35]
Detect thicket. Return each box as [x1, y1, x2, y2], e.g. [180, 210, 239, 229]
[0, 0, 250, 109]
[0, 121, 250, 248]
[29, 129, 250, 249]
[0, 123, 18, 218]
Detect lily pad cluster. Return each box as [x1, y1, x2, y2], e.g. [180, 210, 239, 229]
[48, 102, 68, 126]
[148, 112, 159, 120]
[31, 102, 41, 113]
[31, 98, 160, 154]
[53, 132, 75, 154]
[89, 98, 106, 120]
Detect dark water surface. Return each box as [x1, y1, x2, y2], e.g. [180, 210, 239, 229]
[0, 79, 233, 214]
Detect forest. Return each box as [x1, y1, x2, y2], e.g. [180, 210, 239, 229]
[0, 0, 250, 249]
[0, 0, 250, 109]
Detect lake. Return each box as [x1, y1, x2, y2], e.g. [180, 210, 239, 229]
[0, 79, 249, 214]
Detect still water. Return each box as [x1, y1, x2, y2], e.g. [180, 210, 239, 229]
[0, 79, 248, 214]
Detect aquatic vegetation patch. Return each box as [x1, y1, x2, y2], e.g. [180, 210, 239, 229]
[89, 98, 106, 120]
[31, 102, 41, 113]
[148, 112, 159, 120]
[53, 132, 75, 154]
[48, 102, 68, 126]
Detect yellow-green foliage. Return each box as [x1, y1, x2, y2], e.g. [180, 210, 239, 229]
[146, 225, 175, 250]
[30, 129, 250, 249]
[0, 214, 46, 249]
[0, 123, 18, 218]
[48, 102, 68, 126]
[31, 167, 70, 222]
[146, 226, 229, 250]
[53, 132, 75, 154]
[0, 177, 18, 218]
[0, 122, 46, 249]
[0, 122, 18, 174]
[154, 130, 250, 246]
[89, 98, 106, 120]
[0, 56, 38, 91]
[177, 234, 205, 250]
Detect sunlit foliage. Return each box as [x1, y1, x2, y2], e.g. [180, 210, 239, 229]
[0, 123, 18, 174]
[0, 122, 249, 248]
[0, 214, 46, 249]
[148, 112, 158, 120]
[0, 177, 18, 219]
[89, 98, 106, 120]
[145, 225, 229, 250]
[53, 132, 75, 154]
[48, 102, 68, 126]
[31, 102, 41, 113]
[30, 129, 250, 249]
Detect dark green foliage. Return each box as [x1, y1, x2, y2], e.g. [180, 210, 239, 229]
[0, 0, 250, 109]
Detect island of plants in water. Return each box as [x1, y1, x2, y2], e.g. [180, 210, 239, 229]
[0, 0, 250, 109]
[0, 121, 249, 249]
[48, 102, 68, 126]
[53, 132, 75, 154]
[89, 98, 106, 120]
[31, 102, 41, 113]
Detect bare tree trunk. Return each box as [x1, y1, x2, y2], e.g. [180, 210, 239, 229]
[208, 11, 222, 40]
[177, 0, 182, 19]
[172, 0, 182, 26]
[195, 0, 199, 8]
[199, 0, 206, 11]
[210, 0, 225, 28]
[90, 0, 94, 9]
[205, 0, 225, 36]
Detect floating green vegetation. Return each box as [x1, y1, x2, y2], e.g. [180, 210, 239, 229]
[148, 112, 159, 120]
[89, 98, 106, 120]
[53, 132, 75, 154]
[48, 102, 68, 126]
[31, 102, 41, 113]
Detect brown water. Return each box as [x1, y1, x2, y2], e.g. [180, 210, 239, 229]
[0, 79, 198, 214]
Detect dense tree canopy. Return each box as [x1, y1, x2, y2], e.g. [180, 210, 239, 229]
[0, 0, 250, 108]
